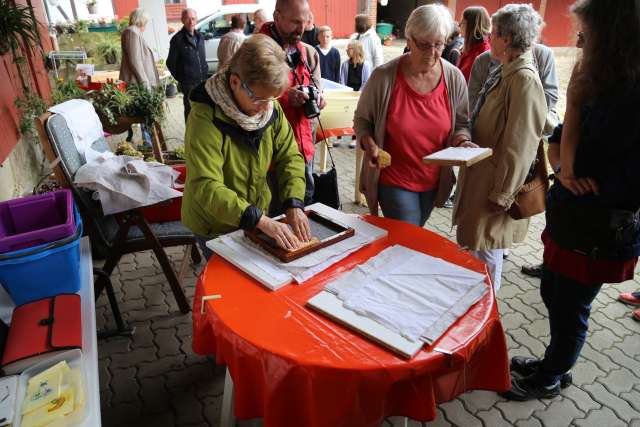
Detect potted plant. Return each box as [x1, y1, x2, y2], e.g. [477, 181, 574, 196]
[165, 76, 178, 98]
[86, 0, 98, 15]
[382, 34, 394, 46]
[95, 36, 120, 64]
[0, 0, 40, 56]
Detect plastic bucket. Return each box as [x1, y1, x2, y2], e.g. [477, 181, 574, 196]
[376, 22, 393, 38]
[0, 208, 83, 306]
[0, 189, 75, 253]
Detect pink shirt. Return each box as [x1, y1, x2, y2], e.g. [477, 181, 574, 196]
[379, 59, 452, 192]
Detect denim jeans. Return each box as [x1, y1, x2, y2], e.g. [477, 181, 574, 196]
[378, 184, 437, 227]
[539, 269, 602, 382]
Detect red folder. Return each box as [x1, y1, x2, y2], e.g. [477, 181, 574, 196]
[1, 294, 82, 375]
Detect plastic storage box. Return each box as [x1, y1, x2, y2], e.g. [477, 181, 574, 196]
[0, 190, 75, 253]
[0, 208, 82, 306]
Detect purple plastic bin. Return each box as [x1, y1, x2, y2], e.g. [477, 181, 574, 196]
[0, 189, 76, 253]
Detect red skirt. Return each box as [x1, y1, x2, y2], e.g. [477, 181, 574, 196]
[542, 229, 638, 285]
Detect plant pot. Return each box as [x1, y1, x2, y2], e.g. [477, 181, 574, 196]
[104, 52, 117, 64]
[87, 4, 98, 14]
[165, 83, 178, 98]
[383, 39, 392, 46]
[99, 115, 144, 135]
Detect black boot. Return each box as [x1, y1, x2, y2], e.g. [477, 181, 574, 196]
[501, 373, 561, 401]
[521, 263, 544, 278]
[510, 356, 572, 388]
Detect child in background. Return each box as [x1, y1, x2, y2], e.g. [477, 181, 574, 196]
[315, 26, 340, 83]
[340, 39, 371, 148]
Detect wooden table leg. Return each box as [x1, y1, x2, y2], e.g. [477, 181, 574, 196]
[150, 124, 164, 163]
[354, 143, 365, 205]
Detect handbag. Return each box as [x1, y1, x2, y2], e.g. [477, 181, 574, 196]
[312, 138, 341, 210]
[508, 141, 549, 220]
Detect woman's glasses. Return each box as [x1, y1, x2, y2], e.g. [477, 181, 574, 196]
[412, 38, 446, 52]
[241, 80, 278, 105]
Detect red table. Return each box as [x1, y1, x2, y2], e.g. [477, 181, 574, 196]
[192, 216, 510, 427]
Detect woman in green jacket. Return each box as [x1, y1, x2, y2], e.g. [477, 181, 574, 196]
[182, 35, 310, 260]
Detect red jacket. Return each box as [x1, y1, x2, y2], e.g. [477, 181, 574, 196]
[260, 23, 316, 162]
[458, 39, 491, 82]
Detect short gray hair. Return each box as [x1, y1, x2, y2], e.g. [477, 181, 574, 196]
[492, 3, 543, 51]
[405, 4, 453, 42]
[129, 8, 150, 28]
[181, 8, 196, 20]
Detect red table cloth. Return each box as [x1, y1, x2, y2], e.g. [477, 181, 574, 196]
[192, 216, 510, 427]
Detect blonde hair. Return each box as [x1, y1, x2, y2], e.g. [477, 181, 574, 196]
[462, 6, 491, 52]
[226, 35, 290, 93]
[347, 40, 365, 65]
[129, 8, 150, 28]
[317, 25, 332, 36]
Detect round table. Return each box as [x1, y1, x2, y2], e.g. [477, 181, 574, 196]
[193, 216, 510, 427]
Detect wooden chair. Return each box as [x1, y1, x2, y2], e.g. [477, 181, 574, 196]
[36, 112, 200, 335]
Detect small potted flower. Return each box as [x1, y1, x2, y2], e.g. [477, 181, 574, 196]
[86, 0, 98, 14]
[382, 34, 394, 46]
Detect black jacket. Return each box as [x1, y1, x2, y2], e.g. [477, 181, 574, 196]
[166, 27, 208, 85]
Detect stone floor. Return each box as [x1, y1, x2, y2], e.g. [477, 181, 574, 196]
[97, 46, 640, 426]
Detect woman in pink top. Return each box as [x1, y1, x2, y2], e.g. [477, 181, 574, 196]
[355, 4, 475, 227]
[457, 6, 492, 81]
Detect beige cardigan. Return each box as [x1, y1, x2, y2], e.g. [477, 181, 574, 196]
[119, 26, 160, 88]
[353, 55, 472, 215]
[453, 50, 546, 250]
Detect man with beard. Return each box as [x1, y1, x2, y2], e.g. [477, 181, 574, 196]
[260, 0, 325, 207]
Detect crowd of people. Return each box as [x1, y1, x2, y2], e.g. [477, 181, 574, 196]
[123, 0, 640, 406]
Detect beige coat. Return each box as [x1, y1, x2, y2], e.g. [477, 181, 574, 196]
[453, 51, 546, 250]
[119, 26, 160, 88]
[353, 55, 472, 215]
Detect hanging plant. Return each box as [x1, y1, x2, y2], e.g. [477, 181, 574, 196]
[15, 92, 48, 141]
[0, 0, 41, 56]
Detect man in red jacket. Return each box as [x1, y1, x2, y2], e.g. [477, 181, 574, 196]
[261, 0, 325, 207]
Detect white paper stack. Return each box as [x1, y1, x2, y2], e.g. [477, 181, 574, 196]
[309, 245, 488, 358]
[207, 204, 388, 290]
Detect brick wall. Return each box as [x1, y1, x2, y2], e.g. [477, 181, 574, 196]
[165, 2, 187, 22]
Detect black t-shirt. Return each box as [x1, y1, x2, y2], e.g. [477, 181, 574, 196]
[347, 63, 364, 91]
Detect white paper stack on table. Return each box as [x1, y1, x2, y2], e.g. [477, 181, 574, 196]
[423, 147, 492, 167]
[207, 204, 388, 290]
[308, 245, 488, 358]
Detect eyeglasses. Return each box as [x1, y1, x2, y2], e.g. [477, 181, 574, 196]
[412, 38, 445, 52]
[240, 80, 278, 104]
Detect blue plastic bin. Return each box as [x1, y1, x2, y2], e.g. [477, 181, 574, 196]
[0, 208, 83, 306]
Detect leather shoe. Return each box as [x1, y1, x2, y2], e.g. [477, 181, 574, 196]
[521, 263, 544, 278]
[510, 356, 572, 388]
[501, 374, 560, 401]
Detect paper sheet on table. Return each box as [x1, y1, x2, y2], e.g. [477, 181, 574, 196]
[49, 100, 107, 163]
[325, 245, 488, 343]
[74, 156, 181, 215]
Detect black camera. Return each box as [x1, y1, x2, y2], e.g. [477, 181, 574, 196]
[300, 85, 320, 119]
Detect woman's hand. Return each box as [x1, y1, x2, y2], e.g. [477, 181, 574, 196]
[558, 171, 599, 196]
[458, 141, 479, 148]
[256, 215, 301, 251]
[286, 208, 311, 242]
[361, 135, 381, 168]
[453, 135, 478, 148]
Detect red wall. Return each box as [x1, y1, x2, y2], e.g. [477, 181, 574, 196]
[451, 0, 573, 46]
[0, 0, 53, 163]
[112, 0, 139, 20]
[309, 0, 359, 38]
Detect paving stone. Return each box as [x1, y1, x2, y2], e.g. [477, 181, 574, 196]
[139, 411, 177, 427]
[202, 395, 223, 426]
[98, 357, 111, 392]
[583, 382, 640, 422]
[140, 273, 168, 287]
[130, 323, 156, 349]
[139, 376, 172, 415]
[155, 327, 182, 357]
[617, 334, 640, 360]
[507, 328, 547, 357]
[504, 298, 545, 322]
[458, 390, 501, 413]
[125, 266, 159, 280]
[600, 368, 639, 395]
[588, 326, 623, 350]
[571, 359, 607, 386]
[476, 407, 512, 426]
[602, 347, 640, 374]
[127, 306, 171, 323]
[620, 389, 640, 412]
[110, 367, 140, 404]
[574, 406, 627, 427]
[495, 398, 546, 424]
[144, 286, 169, 307]
[579, 342, 619, 372]
[102, 401, 143, 427]
[151, 313, 192, 330]
[501, 312, 530, 331]
[533, 397, 584, 427]
[423, 409, 452, 427]
[138, 354, 186, 378]
[515, 418, 543, 427]
[122, 282, 144, 299]
[562, 385, 601, 413]
[522, 318, 550, 340]
[166, 363, 216, 392]
[439, 399, 482, 427]
[170, 388, 205, 426]
[110, 346, 157, 370]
